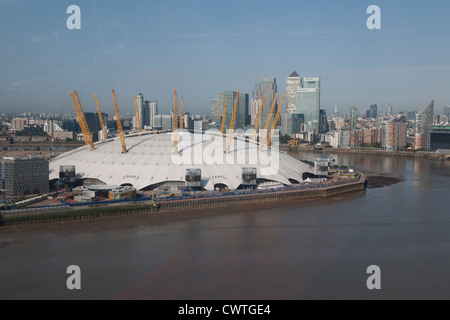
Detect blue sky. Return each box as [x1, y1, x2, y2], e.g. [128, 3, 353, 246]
[1, 0, 450, 116]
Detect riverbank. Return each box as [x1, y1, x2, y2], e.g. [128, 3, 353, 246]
[363, 171, 404, 189]
[0, 175, 366, 227]
[280, 145, 447, 160]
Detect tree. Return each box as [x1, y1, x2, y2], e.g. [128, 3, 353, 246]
[279, 134, 291, 144]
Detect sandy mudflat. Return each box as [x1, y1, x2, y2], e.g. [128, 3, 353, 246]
[363, 171, 404, 189]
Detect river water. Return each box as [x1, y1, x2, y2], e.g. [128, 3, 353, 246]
[0, 151, 449, 299]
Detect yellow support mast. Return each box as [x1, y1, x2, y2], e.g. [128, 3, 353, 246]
[179, 96, 184, 129]
[94, 94, 108, 141]
[111, 89, 127, 153]
[70, 92, 89, 147]
[173, 89, 178, 154]
[220, 97, 228, 134]
[73, 91, 95, 151]
[259, 92, 278, 151]
[134, 95, 142, 134]
[225, 91, 239, 153]
[266, 94, 285, 148]
[251, 96, 265, 142]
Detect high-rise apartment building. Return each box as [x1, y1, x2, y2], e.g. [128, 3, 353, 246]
[11, 118, 29, 131]
[211, 99, 219, 124]
[250, 97, 263, 126]
[382, 119, 407, 151]
[286, 71, 301, 114]
[149, 101, 158, 128]
[415, 100, 434, 150]
[136, 93, 145, 129]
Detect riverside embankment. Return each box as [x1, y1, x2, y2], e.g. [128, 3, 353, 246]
[280, 145, 448, 159]
[0, 174, 366, 226]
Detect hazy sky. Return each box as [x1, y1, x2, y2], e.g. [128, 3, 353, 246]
[1, 0, 450, 116]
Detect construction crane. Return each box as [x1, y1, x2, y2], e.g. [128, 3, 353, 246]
[179, 96, 183, 129]
[73, 91, 95, 151]
[225, 91, 239, 153]
[111, 89, 127, 153]
[251, 96, 265, 142]
[259, 92, 278, 151]
[266, 94, 285, 148]
[220, 97, 228, 134]
[94, 94, 108, 141]
[173, 89, 178, 154]
[288, 139, 299, 147]
[134, 95, 142, 134]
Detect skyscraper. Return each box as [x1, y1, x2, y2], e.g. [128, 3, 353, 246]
[136, 93, 144, 129]
[366, 104, 377, 118]
[319, 109, 328, 134]
[143, 100, 150, 127]
[296, 77, 320, 132]
[350, 106, 358, 130]
[258, 78, 277, 130]
[211, 99, 219, 123]
[250, 97, 263, 126]
[415, 100, 434, 150]
[217, 91, 249, 130]
[387, 104, 393, 116]
[149, 101, 158, 128]
[286, 71, 301, 114]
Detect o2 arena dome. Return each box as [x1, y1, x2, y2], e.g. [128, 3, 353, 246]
[49, 131, 314, 191]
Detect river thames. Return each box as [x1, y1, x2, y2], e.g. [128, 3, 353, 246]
[0, 151, 449, 299]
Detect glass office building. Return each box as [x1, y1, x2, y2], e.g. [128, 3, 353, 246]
[217, 91, 249, 130]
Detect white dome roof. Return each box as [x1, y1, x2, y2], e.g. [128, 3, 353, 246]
[49, 131, 313, 191]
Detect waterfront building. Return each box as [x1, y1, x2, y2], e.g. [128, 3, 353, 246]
[431, 125, 450, 150]
[1, 155, 49, 196]
[49, 132, 314, 191]
[415, 100, 434, 150]
[286, 71, 301, 114]
[382, 119, 407, 151]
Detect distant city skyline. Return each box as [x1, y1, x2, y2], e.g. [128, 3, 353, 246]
[1, 1, 450, 115]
